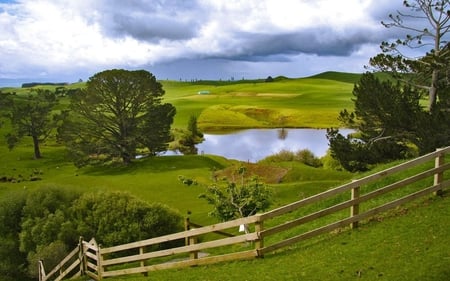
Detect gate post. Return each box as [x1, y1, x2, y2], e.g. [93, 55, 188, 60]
[434, 148, 445, 196]
[38, 260, 45, 281]
[78, 237, 85, 276]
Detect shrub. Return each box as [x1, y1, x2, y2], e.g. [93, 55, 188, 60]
[321, 150, 344, 171]
[294, 149, 323, 167]
[71, 191, 184, 247]
[26, 241, 67, 278]
[260, 149, 295, 162]
[260, 149, 322, 167]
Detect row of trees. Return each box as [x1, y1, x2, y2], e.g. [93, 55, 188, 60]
[328, 0, 450, 171]
[0, 69, 178, 166]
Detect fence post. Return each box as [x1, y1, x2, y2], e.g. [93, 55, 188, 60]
[185, 216, 190, 246]
[78, 237, 85, 276]
[96, 242, 103, 280]
[140, 247, 148, 277]
[189, 236, 198, 260]
[254, 215, 264, 258]
[350, 181, 360, 229]
[434, 148, 445, 196]
[38, 260, 45, 281]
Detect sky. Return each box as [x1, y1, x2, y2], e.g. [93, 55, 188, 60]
[0, 0, 428, 84]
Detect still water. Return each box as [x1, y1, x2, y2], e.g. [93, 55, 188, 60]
[196, 128, 353, 163]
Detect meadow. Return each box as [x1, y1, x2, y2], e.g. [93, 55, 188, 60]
[161, 72, 356, 130]
[0, 71, 357, 221]
[1, 71, 449, 280]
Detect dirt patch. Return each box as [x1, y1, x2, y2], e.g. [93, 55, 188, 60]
[257, 93, 301, 97]
[214, 162, 288, 184]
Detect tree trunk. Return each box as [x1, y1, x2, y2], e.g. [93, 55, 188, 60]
[32, 135, 41, 159]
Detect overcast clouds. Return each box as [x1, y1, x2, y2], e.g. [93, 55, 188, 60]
[0, 0, 417, 83]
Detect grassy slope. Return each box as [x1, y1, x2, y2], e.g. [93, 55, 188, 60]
[1, 72, 357, 130]
[161, 73, 356, 130]
[2, 72, 449, 280]
[0, 72, 359, 221]
[96, 193, 450, 281]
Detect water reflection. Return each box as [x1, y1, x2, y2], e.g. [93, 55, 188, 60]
[196, 128, 353, 163]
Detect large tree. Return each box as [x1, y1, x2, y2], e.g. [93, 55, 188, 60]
[328, 1, 450, 172]
[328, 73, 426, 171]
[369, 0, 450, 111]
[60, 69, 176, 166]
[0, 89, 59, 159]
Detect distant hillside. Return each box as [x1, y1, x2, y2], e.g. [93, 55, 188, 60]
[308, 71, 362, 84]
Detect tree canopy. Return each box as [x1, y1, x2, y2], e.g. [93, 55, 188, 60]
[0, 188, 183, 280]
[328, 1, 450, 172]
[369, 0, 450, 111]
[198, 167, 272, 222]
[59, 69, 176, 166]
[0, 89, 59, 159]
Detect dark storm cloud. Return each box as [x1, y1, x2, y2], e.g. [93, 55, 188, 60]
[95, 0, 203, 41]
[207, 27, 384, 62]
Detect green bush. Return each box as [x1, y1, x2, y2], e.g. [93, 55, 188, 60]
[260, 149, 322, 167]
[26, 241, 68, 279]
[71, 191, 184, 247]
[0, 191, 29, 281]
[294, 149, 322, 167]
[0, 187, 184, 279]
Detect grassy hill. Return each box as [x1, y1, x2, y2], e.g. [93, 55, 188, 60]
[87, 192, 450, 281]
[161, 74, 355, 130]
[1, 72, 449, 280]
[1, 71, 358, 130]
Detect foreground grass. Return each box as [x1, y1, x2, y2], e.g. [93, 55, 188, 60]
[76, 193, 450, 281]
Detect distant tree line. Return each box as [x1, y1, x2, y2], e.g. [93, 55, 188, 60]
[21, 82, 68, 88]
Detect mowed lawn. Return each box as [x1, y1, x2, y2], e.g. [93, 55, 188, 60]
[161, 73, 355, 130]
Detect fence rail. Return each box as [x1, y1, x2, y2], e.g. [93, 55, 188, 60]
[39, 147, 450, 280]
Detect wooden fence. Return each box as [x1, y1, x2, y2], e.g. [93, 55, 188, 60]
[39, 147, 450, 280]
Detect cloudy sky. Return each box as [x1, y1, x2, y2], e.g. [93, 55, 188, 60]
[0, 0, 424, 83]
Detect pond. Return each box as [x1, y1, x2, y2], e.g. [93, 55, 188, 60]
[196, 128, 354, 162]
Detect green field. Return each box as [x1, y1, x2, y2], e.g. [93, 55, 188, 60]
[161, 72, 355, 130]
[0, 71, 358, 219]
[1, 71, 356, 131]
[1, 71, 449, 280]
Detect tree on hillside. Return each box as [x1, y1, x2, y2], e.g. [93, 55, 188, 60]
[59, 69, 176, 166]
[0, 89, 59, 159]
[369, 0, 450, 111]
[178, 115, 204, 155]
[198, 167, 272, 229]
[327, 73, 425, 171]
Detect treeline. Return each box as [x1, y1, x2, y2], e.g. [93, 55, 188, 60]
[21, 82, 68, 88]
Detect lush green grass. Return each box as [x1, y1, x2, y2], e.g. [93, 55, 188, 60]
[0, 71, 359, 221]
[73, 193, 450, 281]
[2, 72, 357, 130]
[2, 72, 449, 280]
[162, 76, 355, 130]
